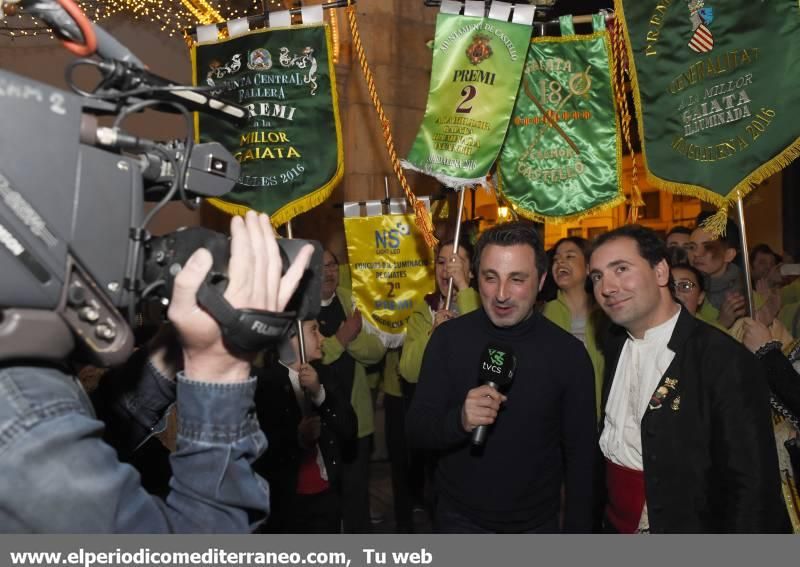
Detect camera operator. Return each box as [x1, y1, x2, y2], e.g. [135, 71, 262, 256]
[0, 211, 313, 532]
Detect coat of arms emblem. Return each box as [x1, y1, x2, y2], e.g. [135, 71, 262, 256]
[248, 48, 273, 70]
[465, 33, 493, 65]
[687, 0, 715, 53]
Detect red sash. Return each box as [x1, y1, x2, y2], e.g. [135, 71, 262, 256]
[296, 447, 329, 495]
[605, 459, 646, 534]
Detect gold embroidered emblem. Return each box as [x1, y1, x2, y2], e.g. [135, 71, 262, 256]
[465, 33, 493, 65]
[649, 386, 671, 410]
[671, 395, 681, 411]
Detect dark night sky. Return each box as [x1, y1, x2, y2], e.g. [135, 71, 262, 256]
[548, 1, 614, 18]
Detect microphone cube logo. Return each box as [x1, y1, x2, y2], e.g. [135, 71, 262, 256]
[489, 349, 505, 367]
[482, 349, 506, 374]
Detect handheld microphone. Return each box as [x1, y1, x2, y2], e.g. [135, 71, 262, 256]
[472, 344, 516, 446]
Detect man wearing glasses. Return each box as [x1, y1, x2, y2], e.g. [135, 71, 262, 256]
[588, 225, 788, 533]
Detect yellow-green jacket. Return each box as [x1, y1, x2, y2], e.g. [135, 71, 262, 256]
[542, 291, 605, 418]
[322, 288, 386, 439]
[398, 288, 480, 384]
[696, 301, 734, 334]
[781, 278, 800, 306]
[778, 301, 800, 338]
[381, 348, 403, 398]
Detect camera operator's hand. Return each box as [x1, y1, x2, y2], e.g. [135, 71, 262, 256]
[169, 211, 314, 383]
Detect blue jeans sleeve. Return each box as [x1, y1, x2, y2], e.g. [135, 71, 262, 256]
[91, 348, 177, 457]
[0, 366, 269, 533]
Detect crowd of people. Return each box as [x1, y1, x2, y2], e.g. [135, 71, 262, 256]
[3, 210, 799, 534]
[376, 211, 800, 534]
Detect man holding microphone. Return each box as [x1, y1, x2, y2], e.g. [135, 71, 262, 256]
[406, 221, 596, 533]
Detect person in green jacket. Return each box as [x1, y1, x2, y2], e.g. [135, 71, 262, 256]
[318, 250, 386, 533]
[399, 239, 481, 385]
[542, 237, 606, 418]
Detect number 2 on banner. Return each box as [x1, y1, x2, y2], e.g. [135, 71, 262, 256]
[456, 85, 477, 113]
[387, 282, 400, 297]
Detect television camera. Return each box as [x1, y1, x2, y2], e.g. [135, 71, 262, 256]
[0, 0, 322, 366]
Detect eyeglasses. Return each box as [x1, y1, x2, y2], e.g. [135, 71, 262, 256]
[672, 280, 697, 293]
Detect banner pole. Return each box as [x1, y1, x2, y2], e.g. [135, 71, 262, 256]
[285, 220, 307, 364]
[444, 188, 467, 311]
[735, 197, 755, 318]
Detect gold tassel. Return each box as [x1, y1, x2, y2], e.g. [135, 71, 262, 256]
[699, 205, 731, 237]
[611, 15, 643, 223]
[413, 200, 437, 248]
[347, 4, 438, 248]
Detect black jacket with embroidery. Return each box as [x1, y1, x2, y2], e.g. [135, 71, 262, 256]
[599, 307, 790, 533]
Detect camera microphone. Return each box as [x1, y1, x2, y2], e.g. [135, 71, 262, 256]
[136, 142, 240, 198]
[79, 115, 239, 198]
[95, 60, 248, 126]
[472, 343, 516, 447]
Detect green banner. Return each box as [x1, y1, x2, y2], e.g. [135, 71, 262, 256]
[192, 24, 343, 226]
[403, 11, 533, 188]
[616, 0, 800, 220]
[498, 15, 624, 222]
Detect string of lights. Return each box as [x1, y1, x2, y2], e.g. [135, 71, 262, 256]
[0, 0, 290, 41]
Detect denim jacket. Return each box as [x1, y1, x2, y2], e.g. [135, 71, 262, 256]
[0, 361, 269, 532]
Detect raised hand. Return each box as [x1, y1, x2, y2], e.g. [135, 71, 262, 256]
[335, 308, 363, 347]
[168, 211, 313, 383]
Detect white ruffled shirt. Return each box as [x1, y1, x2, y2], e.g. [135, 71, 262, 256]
[600, 309, 681, 471]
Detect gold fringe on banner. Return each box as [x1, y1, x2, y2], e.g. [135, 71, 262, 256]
[346, 2, 438, 248]
[495, 23, 627, 224]
[496, 175, 628, 224]
[613, 0, 800, 236]
[193, 24, 344, 227]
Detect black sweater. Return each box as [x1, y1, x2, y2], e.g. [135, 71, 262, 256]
[406, 309, 596, 533]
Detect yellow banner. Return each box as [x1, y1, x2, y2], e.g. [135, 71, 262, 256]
[344, 213, 435, 347]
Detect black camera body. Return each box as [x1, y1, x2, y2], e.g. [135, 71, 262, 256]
[0, 66, 321, 366]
